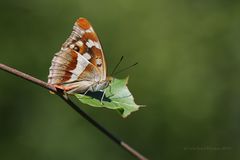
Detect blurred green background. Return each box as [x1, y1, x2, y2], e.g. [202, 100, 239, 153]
[1, 0, 240, 159]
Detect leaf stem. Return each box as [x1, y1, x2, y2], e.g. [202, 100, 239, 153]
[0, 63, 148, 160]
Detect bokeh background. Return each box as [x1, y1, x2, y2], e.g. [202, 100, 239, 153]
[1, 0, 240, 159]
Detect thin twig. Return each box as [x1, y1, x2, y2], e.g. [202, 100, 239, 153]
[0, 63, 148, 160]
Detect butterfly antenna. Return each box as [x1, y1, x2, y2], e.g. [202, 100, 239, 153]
[114, 62, 138, 75]
[111, 56, 124, 76]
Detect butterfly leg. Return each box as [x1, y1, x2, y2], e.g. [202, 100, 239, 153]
[100, 89, 107, 104]
[70, 86, 91, 97]
[106, 84, 114, 98]
[83, 87, 91, 96]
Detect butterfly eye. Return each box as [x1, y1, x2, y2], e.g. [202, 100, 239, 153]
[73, 46, 80, 52]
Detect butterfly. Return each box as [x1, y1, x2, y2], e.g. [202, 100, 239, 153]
[48, 18, 112, 95]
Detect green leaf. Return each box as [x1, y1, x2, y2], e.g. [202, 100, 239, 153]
[74, 77, 141, 118]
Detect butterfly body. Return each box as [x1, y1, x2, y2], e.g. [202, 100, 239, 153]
[48, 18, 111, 94]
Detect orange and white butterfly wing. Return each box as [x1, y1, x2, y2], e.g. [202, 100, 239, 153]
[63, 18, 107, 80]
[48, 18, 107, 93]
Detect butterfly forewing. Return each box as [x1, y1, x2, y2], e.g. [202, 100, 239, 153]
[48, 18, 107, 93]
[62, 18, 106, 79]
